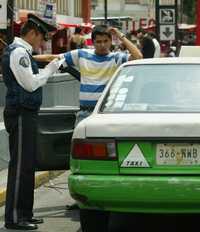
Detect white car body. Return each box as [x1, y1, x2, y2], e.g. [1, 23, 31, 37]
[73, 57, 200, 139]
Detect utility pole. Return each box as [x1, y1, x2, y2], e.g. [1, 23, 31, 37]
[180, 0, 183, 23]
[104, 0, 107, 24]
[155, 0, 159, 40]
[6, 0, 14, 44]
[82, 0, 91, 23]
[155, 0, 177, 43]
[196, 0, 200, 45]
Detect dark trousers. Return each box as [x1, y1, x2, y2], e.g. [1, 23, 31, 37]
[4, 107, 38, 224]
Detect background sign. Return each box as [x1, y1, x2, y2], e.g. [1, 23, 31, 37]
[159, 8, 175, 24]
[0, 0, 7, 29]
[37, 0, 56, 26]
[160, 25, 175, 40]
[156, 0, 177, 42]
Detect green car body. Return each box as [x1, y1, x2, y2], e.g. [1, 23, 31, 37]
[69, 141, 200, 213]
[68, 59, 200, 231]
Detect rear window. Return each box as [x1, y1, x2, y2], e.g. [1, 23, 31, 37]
[100, 64, 200, 113]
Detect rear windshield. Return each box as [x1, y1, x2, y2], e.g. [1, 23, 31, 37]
[100, 64, 200, 113]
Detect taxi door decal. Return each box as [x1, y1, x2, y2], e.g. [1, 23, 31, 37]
[121, 144, 150, 168]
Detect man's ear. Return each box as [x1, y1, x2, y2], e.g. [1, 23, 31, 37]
[29, 29, 39, 38]
[26, 29, 36, 38]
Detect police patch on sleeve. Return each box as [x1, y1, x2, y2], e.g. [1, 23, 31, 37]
[19, 56, 30, 68]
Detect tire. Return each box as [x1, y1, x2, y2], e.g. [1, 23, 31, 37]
[80, 209, 110, 232]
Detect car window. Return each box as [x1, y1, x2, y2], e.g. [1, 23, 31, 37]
[100, 64, 200, 113]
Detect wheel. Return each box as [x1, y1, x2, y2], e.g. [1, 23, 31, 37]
[80, 209, 110, 232]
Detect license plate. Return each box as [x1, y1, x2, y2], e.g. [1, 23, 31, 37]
[156, 143, 200, 166]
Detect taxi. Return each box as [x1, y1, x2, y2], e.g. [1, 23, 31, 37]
[68, 57, 200, 231]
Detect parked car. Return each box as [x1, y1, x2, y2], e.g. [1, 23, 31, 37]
[179, 45, 200, 57]
[68, 57, 200, 231]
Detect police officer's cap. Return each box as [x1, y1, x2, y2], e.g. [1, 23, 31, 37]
[27, 13, 57, 41]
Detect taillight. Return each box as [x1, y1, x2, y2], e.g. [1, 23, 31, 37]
[71, 139, 116, 160]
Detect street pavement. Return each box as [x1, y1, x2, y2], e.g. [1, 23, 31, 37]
[0, 171, 81, 232]
[0, 108, 3, 122]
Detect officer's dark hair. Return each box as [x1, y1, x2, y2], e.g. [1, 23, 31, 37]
[91, 25, 112, 42]
[20, 21, 43, 37]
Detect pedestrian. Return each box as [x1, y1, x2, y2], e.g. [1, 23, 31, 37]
[167, 46, 176, 57]
[148, 31, 161, 58]
[2, 13, 62, 230]
[69, 27, 86, 50]
[136, 28, 155, 58]
[34, 24, 142, 210]
[34, 24, 142, 125]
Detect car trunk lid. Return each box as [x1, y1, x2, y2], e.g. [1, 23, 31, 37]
[117, 140, 200, 174]
[84, 113, 200, 174]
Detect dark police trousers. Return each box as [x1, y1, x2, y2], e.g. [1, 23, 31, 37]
[4, 107, 38, 224]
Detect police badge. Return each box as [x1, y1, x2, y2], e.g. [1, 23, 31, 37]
[19, 56, 30, 68]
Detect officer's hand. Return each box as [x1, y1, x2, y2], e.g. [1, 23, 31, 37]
[45, 58, 65, 74]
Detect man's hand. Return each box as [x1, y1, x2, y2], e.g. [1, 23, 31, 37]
[108, 27, 143, 60]
[107, 27, 125, 40]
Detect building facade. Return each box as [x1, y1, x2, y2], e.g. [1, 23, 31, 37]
[15, 0, 84, 25]
[15, 0, 82, 17]
[91, 0, 180, 33]
[91, 0, 155, 32]
[13, 0, 85, 53]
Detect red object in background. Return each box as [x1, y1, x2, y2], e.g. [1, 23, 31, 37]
[58, 22, 93, 30]
[13, 21, 23, 36]
[82, 0, 91, 24]
[196, 0, 200, 45]
[58, 23, 80, 29]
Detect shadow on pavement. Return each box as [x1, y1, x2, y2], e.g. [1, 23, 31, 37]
[109, 213, 199, 232]
[34, 205, 79, 222]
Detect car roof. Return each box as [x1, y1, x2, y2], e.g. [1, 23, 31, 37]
[122, 57, 200, 67]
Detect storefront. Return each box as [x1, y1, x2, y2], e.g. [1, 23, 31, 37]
[14, 10, 84, 54]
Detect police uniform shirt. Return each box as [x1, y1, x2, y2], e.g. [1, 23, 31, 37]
[10, 37, 59, 92]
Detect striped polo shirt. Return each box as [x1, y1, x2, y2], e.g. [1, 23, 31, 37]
[64, 49, 129, 107]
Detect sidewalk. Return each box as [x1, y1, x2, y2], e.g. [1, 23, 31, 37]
[0, 169, 65, 207]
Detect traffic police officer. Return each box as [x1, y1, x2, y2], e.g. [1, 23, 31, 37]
[2, 14, 62, 230]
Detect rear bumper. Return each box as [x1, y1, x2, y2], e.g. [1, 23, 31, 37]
[68, 174, 200, 213]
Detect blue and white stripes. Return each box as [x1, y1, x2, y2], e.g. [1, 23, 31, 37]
[64, 49, 129, 106]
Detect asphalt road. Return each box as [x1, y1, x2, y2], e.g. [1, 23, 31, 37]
[0, 171, 198, 232]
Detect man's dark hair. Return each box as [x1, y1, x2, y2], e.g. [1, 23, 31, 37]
[148, 31, 157, 39]
[91, 25, 112, 42]
[137, 28, 145, 34]
[20, 21, 43, 37]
